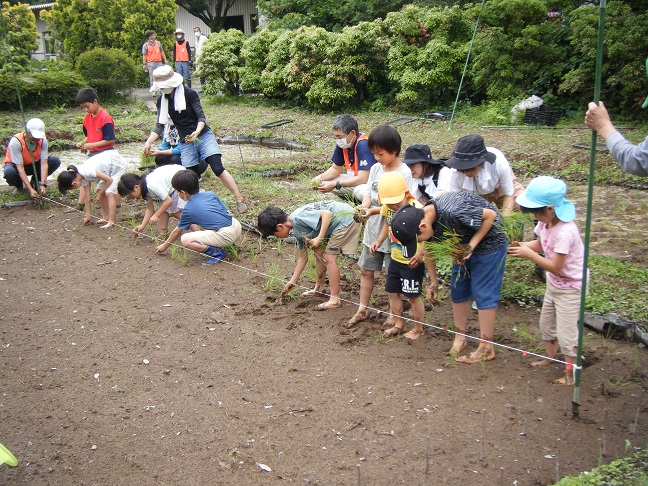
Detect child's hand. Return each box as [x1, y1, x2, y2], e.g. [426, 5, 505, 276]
[150, 214, 159, 225]
[185, 131, 199, 143]
[508, 244, 533, 259]
[282, 282, 296, 294]
[308, 236, 323, 249]
[427, 285, 438, 303]
[156, 242, 169, 253]
[92, 190, 104, 203]
[408, 252, 423, 268]
[369, 241, 380, 254]
[142, 143, 152, 157]
[135, 224, 146, 234]
[355, 206, 371, 222]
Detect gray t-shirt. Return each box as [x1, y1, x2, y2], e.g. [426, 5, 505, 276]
[8, 136, 48, 165]
[289, 200, 355, 250]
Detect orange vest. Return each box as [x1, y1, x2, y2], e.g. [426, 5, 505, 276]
[342, 133, 368, 176]
[4, 132, 42, 166]
[175, 41, 189, 62]
[145, 41, 163, 63]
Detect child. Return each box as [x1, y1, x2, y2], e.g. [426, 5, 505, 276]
[346, 124, 415, 328]
[155, 170, 242, 264]
[117, 165, 187, 238]
[57, 157, 127, 228]
[402, 144, 443, 204]
[507, 176, 585, 385]
[74, 88, 125, 212]
[257, 201, 360, 311]
[370, 172, 425, 339]
[391, 191, 508, 363]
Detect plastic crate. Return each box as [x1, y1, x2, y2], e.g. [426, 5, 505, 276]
[524, 104, 566, 126]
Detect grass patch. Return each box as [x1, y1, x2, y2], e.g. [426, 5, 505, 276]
[553, 447, 648, 486]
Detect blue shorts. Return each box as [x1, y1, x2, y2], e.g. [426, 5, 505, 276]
[450, 245, 507, 310]
[179, 128, 221, 168]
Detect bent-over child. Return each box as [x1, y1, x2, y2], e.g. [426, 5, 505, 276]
[370, 172, 425, 339]
[155, 170, 242, 265]
[347, 124, 415, 328]
[57, 155, 127, 228]
[257, 201, 360, 311]
[507, 176, 585, 385]
[118, 165, 187, 238]
[391, 191, 508, 363]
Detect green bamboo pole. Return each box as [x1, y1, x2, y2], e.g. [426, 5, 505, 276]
[573, 0, 606, 419]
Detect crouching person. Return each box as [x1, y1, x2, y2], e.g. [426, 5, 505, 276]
[155, 170, 241, 265]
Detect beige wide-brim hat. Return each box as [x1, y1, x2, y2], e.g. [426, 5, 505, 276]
[150, 65, 184, 93]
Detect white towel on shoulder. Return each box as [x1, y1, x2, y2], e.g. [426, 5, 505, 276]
[158, 84, 187, 124]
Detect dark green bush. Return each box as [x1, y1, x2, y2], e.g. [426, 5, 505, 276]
[0, 71, 85, 110]
[76, 48, 137, 97]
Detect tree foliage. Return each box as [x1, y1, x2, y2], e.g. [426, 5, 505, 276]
[44, 0, 176, 64]
[76, 48, 137, 97]
[0, 2, 39, 73]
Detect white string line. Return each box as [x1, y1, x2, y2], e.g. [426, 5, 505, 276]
[40, 196, 577, 369]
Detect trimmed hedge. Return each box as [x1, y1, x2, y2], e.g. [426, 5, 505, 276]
[76, 48, 137, 98]
[0, 71, 85, 110]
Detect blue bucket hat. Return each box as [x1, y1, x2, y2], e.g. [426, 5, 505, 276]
[516, 176, 576, 222]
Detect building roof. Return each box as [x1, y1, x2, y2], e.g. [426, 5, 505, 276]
[28, 3, 55, 10]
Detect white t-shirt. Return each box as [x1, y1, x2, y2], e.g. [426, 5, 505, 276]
[440, 147, 515, 197]
[145, 165, 185, 201]
[77, 150, 126, 186]
[362, 163, 414, 252]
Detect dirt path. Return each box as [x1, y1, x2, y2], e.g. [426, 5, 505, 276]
[1, 204, 647, 485]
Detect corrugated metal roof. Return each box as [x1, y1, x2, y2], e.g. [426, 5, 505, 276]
[28, 3, 55, 10]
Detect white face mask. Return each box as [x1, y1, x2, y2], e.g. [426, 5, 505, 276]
[195, 32, 201, 37]
[161, 87, 174, 95]
[176, 35, 183, 40]
[336, 136, 352, 149]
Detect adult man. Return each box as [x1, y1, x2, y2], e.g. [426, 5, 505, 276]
[4, 118, 61, 198]
[193, 27, 208, 86]
[142, 31, 167, 89]
[584, 101, 648, 177]
[311, 114, 377, 203]
[173, 28, 191, 87]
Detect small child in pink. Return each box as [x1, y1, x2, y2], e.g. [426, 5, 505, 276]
[507, 176, 585, 385]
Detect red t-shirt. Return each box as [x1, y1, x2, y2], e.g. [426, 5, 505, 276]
[83, 108, 116, 153]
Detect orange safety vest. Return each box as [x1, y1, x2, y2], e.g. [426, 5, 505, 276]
[175, 41, 189, 62]
[144, 41, 163, 63]
[342, 133, 368, 176]
[4, 132, 42, 166]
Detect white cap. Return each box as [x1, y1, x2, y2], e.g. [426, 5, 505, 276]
[26, 118, 46, 139]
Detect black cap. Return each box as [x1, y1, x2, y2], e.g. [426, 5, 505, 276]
[391, 205, 424, 259]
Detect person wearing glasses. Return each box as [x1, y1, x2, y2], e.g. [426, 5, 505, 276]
[435, 134, 523, 216]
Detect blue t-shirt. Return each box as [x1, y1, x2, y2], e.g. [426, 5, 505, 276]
[289, 200, 355, 249]
[331, 137, 376, 173]
[177, 191, 232, 231]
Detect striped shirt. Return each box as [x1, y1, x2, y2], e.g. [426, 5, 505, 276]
[425, 192, 506, 255]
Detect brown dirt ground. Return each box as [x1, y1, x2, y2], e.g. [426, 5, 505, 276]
[1, 194, 647, 485]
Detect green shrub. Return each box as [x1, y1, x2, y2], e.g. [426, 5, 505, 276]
[76, 48, 137, 98]
[198, 29, 247, 96]
[0, 71, 85, 110]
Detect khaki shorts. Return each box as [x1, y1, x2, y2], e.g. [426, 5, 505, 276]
[482, 181, 525, 209]
[192, 217, 242, 248]
[325, 221, 360, 256]
[538, 283, 581, 357]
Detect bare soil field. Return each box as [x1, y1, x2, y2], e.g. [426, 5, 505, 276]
[1, 199, 647, 485]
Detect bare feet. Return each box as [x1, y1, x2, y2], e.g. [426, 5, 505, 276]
[456, 347, 496, 364]
[315, 301, 340, 311]
[531, 359, 553, 367]
[99, 221, 115, 229]
[381, 316, 396, 330]
[404, 328, 425, 340]
[302, 288, 324, 297]
[446, 340, 467, 356]
[552, 375, 575, 385]
[96, 219, 108, 225]
[382, 326, 405, 339]
[345, 309, 371, 329]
